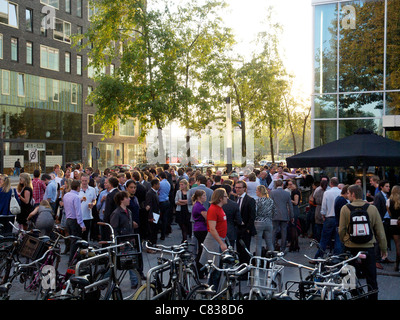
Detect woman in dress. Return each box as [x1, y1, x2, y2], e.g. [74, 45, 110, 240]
[387, 185, 400, 272]
[16, 172, 34, 230]
[175, 179, 191, 243]
[254, 185, 276, 255]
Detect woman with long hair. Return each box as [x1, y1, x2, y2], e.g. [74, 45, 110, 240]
[27, 200, 54, 236]
[16, 172, 34, 230]
[387, 185, 400, 272]
[254, 185, 276, 255]
[175, 179, 191, 242]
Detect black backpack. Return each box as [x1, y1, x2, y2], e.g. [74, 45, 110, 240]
[347, 203, 373, 244]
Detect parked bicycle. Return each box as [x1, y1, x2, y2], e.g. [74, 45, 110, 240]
[281, 250, 376, 300]
[238, 239, 285, 300]
[186, 243, 248, 300]
[133, 241, 200, 300]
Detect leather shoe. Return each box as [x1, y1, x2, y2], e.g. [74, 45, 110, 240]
[382, 258, 394, 264]
[376, 262, 383, 269]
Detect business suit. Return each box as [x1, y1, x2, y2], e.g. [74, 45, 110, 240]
[373, 191, 392, 252]
[145, 188, 160, 245]
[270, 187, 294, 252]
[102, 188, 120, 241]
[236, 193, 256, 264]
[222, 199, 242, 248]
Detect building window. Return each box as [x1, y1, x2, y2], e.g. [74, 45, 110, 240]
[119, 119, 135, 137]
[40, 0, 59, 10]
[25, 8, 33, 32]
[71, 83, 77, 104]
[26, 41, 33, 65]
[87, 85, 93, 106]
[53, 79, 59, 101]
[0, 1, 18, 28]
[77, 25, 83, 45]
[110, 63, 115, 75]
[65, 52, 70, 73]
[39, 77, 46, 100]
[76, 0, 82, 17]
[77, 55, 82, 75]
[40, 45, 59, 71]
[11, 37, 18, 61]
[54, 18, 71, 43]
[41, 13, 47, 36]
[17, 73, 25, 97]
[88, 114, 103, 134]
[65, 0, 71, 13]
[0, 34, 3, 59]
[2, 70, 10, 95]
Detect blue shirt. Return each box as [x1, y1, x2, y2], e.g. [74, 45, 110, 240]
[159, 179, 170, 202]
[44, 180, 57, 204]
[96, 189, 109, 220]
[63, 190, 84, 228]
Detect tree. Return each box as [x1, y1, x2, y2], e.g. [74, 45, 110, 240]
[77, 0, 186, 164]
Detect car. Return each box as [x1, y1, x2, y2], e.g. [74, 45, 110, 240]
[259, 159, 271, 167]
[109, 164, 133, 172]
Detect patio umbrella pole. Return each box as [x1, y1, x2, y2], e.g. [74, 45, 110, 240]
[363, 166, 367, 198]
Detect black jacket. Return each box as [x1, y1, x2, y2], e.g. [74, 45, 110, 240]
[373, 191, 387, 220]
[110, 206, 134, 236]
[104, 188, 120, 223]
[237, 194, 256, 236]
[145, 189, 160, 220]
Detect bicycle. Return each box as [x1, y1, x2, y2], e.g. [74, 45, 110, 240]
[186, 243, 248, 301]
[49, 222, 142, 300]
[238, 239, 285, 300]
[133, 241, 200, 300]
[281, 251, 376, 300]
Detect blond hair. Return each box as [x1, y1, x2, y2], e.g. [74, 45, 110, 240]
[390, 185, 400, 211]
[0, 174, 11, 193]
[210, 188, 227, 205]
[179, 179, 189, 191]
[17, 172, 33, 193]
[256, 185, 268, 197]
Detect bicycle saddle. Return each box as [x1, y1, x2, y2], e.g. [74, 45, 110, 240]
[76, 240, 89, 249]
[70, 275, 91, 289]
[221, 254, 236, 265]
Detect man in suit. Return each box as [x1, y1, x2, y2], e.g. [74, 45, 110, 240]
[223, 198, 242, 249]
[102, 176, 120, 241]
[373, 180, 393, 266]
[145, 178, 161, 248]
[187, 175, 213, 213]
[131, 171, 148, 241]
[270, 179, 294, 253]
[235, 180, 256, 265]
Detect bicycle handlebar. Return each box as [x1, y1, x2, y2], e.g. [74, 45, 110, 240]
[145, 241, 188, 255]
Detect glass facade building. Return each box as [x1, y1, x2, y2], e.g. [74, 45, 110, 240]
[312, 0, 400, 148]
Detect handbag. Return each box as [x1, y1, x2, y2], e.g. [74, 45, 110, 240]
[10, 189, 21, 215]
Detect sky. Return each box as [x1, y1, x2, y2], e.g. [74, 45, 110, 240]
[222, 0, 313, 100]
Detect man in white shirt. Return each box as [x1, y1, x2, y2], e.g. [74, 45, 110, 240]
[79, 173, 97, 241]
[313, 177, 342, 259]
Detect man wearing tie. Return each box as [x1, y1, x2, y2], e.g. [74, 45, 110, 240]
[235, 181, 256, 266]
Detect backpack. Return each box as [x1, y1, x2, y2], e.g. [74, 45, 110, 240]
[347, 203, 373, 244]
[10, 189, 21, 215]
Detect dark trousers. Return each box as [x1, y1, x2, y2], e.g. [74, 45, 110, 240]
[66, 218, 83, 266]
[236, 229, 252, 264]
[194, 230, 208, 272]
[346, 246, 378, 300]
[159, 201, 170, 238]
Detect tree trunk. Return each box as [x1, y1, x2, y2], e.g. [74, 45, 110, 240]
[284, 96, 297, 155]
[302, 107, 311, 153]
[240, 109, 247, 167]
[156, 121, 165, 165]
[269, 121, 275, 163]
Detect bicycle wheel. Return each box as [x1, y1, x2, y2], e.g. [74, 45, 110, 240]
[132, 282, 158, 300]
[186, 284, 214, 300]
[272, 273, 283, 293]
[182, 267, 200, 293]
[116, 269, 143, 300]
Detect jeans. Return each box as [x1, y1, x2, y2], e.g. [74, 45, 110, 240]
[314, 217, 343, 258]
[254, 220, 274, 255]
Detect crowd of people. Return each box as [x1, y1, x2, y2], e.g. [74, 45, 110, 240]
[0, 162, 399, 299]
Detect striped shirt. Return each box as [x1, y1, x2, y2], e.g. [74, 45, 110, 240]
[32, 178, 46, 205]
[255, 197, 276, 222]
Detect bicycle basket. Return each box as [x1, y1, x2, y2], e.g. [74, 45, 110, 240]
[115, 234, 141, 270]
[18, 234, 49, 260]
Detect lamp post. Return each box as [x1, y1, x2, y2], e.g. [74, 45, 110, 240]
[226, 97, 232, 173]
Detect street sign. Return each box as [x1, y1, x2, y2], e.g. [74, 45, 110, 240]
[29, 148, 38, 163]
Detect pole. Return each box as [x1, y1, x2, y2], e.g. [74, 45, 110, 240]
[226, 97, 232, 174]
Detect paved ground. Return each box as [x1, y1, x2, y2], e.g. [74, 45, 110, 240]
[5, 219, 400, 300]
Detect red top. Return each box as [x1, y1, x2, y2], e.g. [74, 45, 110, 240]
[32, 178, 46, 204]
[207, 204, 227, 238]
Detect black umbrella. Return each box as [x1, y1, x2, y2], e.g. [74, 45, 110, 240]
[286, 128, 400, 194]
